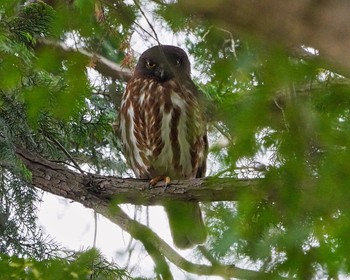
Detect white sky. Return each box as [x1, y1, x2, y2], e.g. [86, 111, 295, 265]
[36, 192, 222, 280]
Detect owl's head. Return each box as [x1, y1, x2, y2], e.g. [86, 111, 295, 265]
[134, 45, 191, 82]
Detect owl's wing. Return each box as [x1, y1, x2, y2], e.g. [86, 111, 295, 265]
[196, 133, 208, 178]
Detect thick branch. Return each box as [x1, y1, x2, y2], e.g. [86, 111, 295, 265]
[14, 149, 287, 279]
[179, 0, 350, 74]
[37, 39, 132, 82]
[15, 148, 268, 206]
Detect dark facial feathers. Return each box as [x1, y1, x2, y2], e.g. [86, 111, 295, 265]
[134, 45, 191, 82]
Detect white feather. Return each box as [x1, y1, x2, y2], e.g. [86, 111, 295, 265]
[170, 92, 192, 177]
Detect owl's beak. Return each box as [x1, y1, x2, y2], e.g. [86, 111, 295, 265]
[159, 64, 165, 79]
[156, 64, 166, 81]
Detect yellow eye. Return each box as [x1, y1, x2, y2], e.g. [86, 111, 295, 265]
[146, 61, 156, 69]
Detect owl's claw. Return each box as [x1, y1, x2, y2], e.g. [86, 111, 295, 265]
[163, 176, 171, 192]
[149, 176, 171, 192]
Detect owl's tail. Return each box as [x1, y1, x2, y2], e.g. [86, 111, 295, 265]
[164, 201, 207, 249]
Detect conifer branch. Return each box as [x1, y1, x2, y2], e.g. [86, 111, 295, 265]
[36, 39, 132, 82]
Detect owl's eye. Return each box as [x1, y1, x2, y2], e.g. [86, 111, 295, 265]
[175, 59, 181, 67]
[146, 61, 156, 69]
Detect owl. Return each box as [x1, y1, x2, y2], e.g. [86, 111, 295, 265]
[118, 45, 207, 248]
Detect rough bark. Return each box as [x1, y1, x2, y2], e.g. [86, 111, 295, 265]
[179, 0, 350, 74]
[15, 148, 268, 207]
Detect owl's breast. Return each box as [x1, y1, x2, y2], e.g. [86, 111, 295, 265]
[120, 78, 206, 180]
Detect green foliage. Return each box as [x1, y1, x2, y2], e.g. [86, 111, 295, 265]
[7, 1, 54, 45]
[0, 249, 131, 280]
[0, 0, 127, 271]
[162, 6, 350, 278]
[197, 45, 350, 278]
[0, 171, 57, 259]
[156, 3, 190, 32]
[2, 0, 350, 279]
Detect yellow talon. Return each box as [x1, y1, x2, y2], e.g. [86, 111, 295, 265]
[149, 176, 171, 192]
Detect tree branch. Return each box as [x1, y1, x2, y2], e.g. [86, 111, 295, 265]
[13, 148, 288, 279]
[36, 39, 132, 82]
[103, 205, 288, 280]
[15, 148, 269, 206]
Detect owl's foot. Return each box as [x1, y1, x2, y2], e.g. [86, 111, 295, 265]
[149, 176, 171, 192]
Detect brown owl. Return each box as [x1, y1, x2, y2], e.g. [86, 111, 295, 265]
[118, 45, 207, 248]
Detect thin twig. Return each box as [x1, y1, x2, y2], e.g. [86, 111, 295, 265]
[93, 210, 98, 248]
[46, 136, 85, 174]
[133, 0, 161, 45]
[134, 21, 158, 42]
[89, 210, 98, 280]
[274, 98, 289, 132]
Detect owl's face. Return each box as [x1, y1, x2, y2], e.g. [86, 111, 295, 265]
[134, 45, 191, 82]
